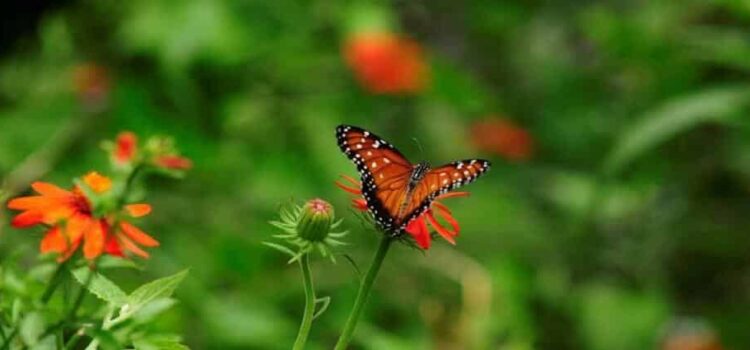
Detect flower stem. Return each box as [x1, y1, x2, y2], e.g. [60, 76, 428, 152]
[334, 236, 392, 350]
[40, 260, 68, 304]
[292, 253, 315, 350]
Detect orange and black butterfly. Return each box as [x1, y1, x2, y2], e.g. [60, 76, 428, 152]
[336, 124, 491, 235]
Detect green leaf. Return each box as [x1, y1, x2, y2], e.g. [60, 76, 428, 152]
[261, 242, 296, 257]
[133, 337, 189, 350]
[132, 298, 178, 323]
[19, 312, 45, 346]
[85, 329, 120, 350]
[71, 268, 128, 306]
[313, 296, 331, 320]
[604, 85, 750, 175]
[127, 269, 189, 311]
[96, 256, 142, 270]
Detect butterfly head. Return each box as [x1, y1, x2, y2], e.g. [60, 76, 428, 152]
[410, 162, 431, 184]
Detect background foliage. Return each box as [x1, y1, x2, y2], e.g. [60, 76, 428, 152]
[2, 0, 750, 349]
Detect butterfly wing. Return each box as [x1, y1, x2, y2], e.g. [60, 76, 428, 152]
[397, 159, 491, 230]
[336, 125, 413, 232]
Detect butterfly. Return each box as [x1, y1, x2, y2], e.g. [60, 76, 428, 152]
[336, 124, 491, 235]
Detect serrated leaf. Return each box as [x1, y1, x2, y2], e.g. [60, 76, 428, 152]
[97, 256, 142, 270]
[604, 85, 750, 175]
[127, 270, 188, 312]
[71, 268, 128, 306]
[132, 298, 177, 323]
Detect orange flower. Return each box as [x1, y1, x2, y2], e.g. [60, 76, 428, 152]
[105, 208, 159, 259]
[344, 32, 429, 94]
[114, 131, 138, 164]
[336, 175, 466, 249]
[471, 117, 534, 161]
[6, 172, 159, 261]
[155, 155, 193, 170]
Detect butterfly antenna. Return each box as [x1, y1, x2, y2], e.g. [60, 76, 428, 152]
[412, 137, 425, 158]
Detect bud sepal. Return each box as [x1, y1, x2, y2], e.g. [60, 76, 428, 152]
[266, 199, 348, 263]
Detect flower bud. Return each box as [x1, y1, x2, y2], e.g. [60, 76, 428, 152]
[297, 199, 333, 242]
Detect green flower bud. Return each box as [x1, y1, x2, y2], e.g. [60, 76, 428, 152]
[267, 199, 348, 262]
[297, 199, 333, 242]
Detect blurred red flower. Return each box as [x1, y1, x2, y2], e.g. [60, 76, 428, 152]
[7, 172, 158, 261]
[336, 175, 466, 249]
[155, 155, 193, 170]
[344, 32, 429, 94]
[114, 131, 138, 164]
[471, 118, 534, 161]
[72, 63, 110, 109]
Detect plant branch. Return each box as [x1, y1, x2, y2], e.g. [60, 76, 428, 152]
[292, 253, 316, 350]
[334, 235, 392, 350]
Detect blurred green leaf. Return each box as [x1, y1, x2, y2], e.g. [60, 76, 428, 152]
[85, 328, 120, 350]
[127, 269, 189, 312]
[133, 337, 189, 350]
[577, 285, 669, 350]
[604, 85, 750, 174]
[71, 267, 128, 306]
[19, 312, 45, 346]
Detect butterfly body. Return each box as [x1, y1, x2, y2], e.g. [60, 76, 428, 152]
[336, 125, 490, 235]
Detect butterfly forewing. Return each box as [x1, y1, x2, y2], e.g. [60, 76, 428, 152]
[398, 159, 491, 230]
[336, 125, 413, 231]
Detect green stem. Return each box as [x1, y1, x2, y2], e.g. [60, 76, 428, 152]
[292, 254, 315, 350]
[0, 328, 17, 350]
[41, 260, 68, 304]
[334, 236, 392, 350]
[67, 264, 97, 322]
[63, 330, 84, 350]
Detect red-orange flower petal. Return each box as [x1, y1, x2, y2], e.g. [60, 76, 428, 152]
[336, 179, 362, 195]
[119, 221, 159, 247]
[426, 211, 457, 245]
[11, 210, 44, 228]
[83, 221, 106, 259]
[115, 131, 138, 163]
[31, 182, 71, 198]
[434, 204, 460, 235]
[104, 233, 124, 257]
[405, 217, 431, 249]
[125, 204, 152, 218]
[40, 226, 68, 254]
[155, 155, 193, 170]
[83, 172, 112, 193]
[117, 235, 150, 258]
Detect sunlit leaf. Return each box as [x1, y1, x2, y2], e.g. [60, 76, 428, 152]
[127, 269, 189, 311]
[71, 267, 128, 306]
[132, 298, 178, 323]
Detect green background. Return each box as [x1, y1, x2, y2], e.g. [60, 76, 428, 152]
[2, 0, 750, 349]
